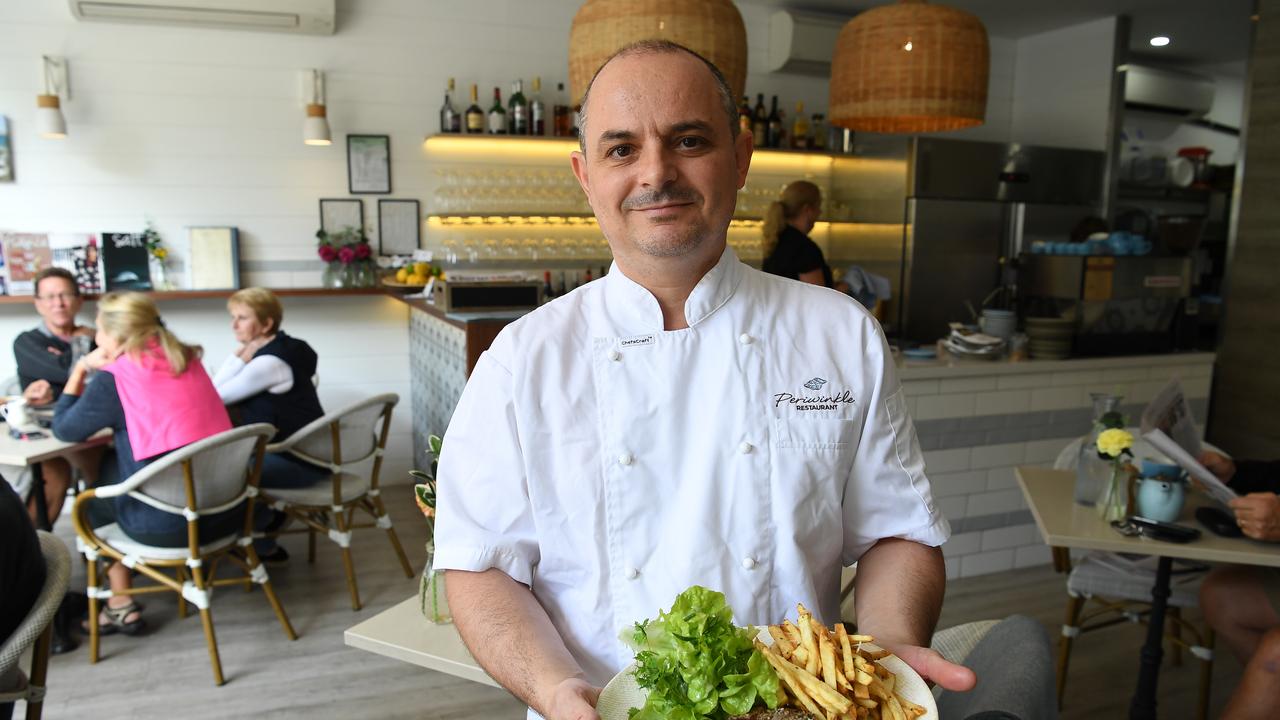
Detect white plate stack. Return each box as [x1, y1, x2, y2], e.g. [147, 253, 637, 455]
[943, 326, 1005, 361]
[1025, 317, 1075, 359]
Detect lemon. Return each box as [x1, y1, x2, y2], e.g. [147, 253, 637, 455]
[395, 268, 409, 283]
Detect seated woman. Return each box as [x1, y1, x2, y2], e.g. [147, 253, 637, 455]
[213, 288, 326, 560]
[52, 292, 236, 635]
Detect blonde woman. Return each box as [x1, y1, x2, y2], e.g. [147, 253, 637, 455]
[761, 180, 831, 287]
[52, 292, 234, 635]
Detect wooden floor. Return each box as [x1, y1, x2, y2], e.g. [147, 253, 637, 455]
[28, 496, 1241, 719]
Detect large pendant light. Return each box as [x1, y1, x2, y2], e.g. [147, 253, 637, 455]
[568, 0, 747, 102]
[830, 0, 989, 133]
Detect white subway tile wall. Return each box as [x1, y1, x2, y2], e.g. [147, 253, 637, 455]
[907, 356, 1215, 577]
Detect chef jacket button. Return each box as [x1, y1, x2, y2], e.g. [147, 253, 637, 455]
[741, 556, 758, 570]
[618, 453, 634, 467]
[607, 349, 622, 362]
[740, 442, 754, 454]
[625, 566, 639, 580]
[739, 333, 753, 345]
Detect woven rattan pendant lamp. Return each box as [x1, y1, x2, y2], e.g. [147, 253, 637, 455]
[830, 0, 989, 133]
[568, 0, 747, 102]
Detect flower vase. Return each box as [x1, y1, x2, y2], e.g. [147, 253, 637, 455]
[418, 543, 451, 624]
[150, 260, 174, 291]
[1096, 463, 1131, 523]
[1075, 393, 1124, 505]
[321, 262, 347, 289]
[355, 261, 376, 287]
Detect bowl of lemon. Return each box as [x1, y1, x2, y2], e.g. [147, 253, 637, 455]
[384, 262, 443, 290]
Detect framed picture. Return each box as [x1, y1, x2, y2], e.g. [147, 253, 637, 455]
[0, 116, 13, 183]
[347, 134, 391, 194]
[377, 199, 420, 255]
[319, 198, 363, 234]
[186, 227, 240, 290]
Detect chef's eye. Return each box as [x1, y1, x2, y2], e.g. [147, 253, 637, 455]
[606, 145, 633, 159]
[677, 136, 705, 150]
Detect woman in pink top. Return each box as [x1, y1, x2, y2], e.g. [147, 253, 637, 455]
[54, 292, 234, 635]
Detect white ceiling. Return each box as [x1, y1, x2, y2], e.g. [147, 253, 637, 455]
[743, 0, 1257, 68]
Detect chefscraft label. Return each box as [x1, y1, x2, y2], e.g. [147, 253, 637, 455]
[619, 334, 655, 348]
[774, 377, 856, 412]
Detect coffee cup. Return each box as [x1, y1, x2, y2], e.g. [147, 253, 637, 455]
[2, 398, 33, 429]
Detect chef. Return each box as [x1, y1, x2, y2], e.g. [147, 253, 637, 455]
[433, 40, 975, 720]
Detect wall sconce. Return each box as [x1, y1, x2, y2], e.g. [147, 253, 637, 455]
[302, 69, 331, 146]
[36, 55, 69, 139]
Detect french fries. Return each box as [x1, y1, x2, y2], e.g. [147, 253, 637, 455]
[759, 604, 927, 720]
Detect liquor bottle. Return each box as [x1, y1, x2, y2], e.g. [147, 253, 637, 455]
[811, 113, 826, 150]
[555, 271, 567, 296]
[553, 82, 571, 137]
[439, 78, 460, 134]
[751, 93, 767, 148]
[583, 267, 593, 284]
[530, 76, 546, 136]
[543, 270, 555, 301]
[767, 95, 783, 148]
[791, 101, 809, 149]
[571, 103, 582, 138]
[738, 96, 752, 136]
[465, 84, 484, 134]
[487, 87, 507, 134]
[508, 79, 529, 135]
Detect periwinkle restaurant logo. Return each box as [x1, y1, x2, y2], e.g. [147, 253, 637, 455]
[775, 377, 856, 412]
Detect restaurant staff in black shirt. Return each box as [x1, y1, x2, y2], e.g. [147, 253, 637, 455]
[761, 180, 832, 287]
[7, 268, 100, 525]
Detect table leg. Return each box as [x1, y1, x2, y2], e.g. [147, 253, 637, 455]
[1129, 555, 1172, 720]
[31, 461, 51, 531]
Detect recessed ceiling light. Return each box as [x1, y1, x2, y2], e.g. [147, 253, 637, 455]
[1149, 36, 1170, 47]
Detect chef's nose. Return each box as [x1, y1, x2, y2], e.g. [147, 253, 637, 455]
[637, 145, 677, 189]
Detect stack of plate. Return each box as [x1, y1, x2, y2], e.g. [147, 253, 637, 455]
[1025, 317, 1075, 359]
[943, 326, 1005, 361]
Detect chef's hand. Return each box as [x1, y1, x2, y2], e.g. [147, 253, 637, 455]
[541, 677, 601, 720]
[882, 641, 977, 692]
[22, 380, 54, 406]
[1198, 450, 1237, 484]
[236, 334, 274, 363]
[1229, 493, 1280, 542]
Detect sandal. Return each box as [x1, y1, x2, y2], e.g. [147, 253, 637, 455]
[82, 601, 146, 636]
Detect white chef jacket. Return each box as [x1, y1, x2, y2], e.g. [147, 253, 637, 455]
[433, 246, 949, 701]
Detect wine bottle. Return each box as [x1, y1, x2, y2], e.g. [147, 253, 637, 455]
[791, 101, 809, 149]
[465, 84, 484, 134]
[738, 96, 752, 136]
[752, 93, 767, 148]
[508, 79, 529, 135]
[571, 102, 582, 138]
[440, 77, 460, 134]
[583, 267, 593, 284]
[555, 271, 567, 296]
[487, 87, 507, 134]
[530, 76, 545, 136]
[553, 82, 571, 137]
[811, 113, 826, 150]
[767, 95, 783, 148]
[543, 270, 555, 301]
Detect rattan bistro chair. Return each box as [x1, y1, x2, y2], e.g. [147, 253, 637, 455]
[258, 394, 413, 610]
[71, 424, 297, 686]
[0, 532, 71, 720]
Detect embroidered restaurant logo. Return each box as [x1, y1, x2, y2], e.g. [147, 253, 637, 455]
[774, 377, 856, 412]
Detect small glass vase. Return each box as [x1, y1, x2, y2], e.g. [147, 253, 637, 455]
[1096, 463, 1130, 523]
[354, 261, 377, 288]
[150, 260, 174, 291]
[419, 543, 450, 624]
[320, 261, 344, 289]
[1075, 393, 1124, 505]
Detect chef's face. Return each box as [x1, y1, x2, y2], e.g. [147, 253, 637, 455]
[571, 51, 752, 265]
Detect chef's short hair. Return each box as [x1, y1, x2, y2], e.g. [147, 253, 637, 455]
[578, 39, 739, 154]
[228, 287, 284, 334]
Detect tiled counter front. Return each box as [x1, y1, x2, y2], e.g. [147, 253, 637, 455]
[900, 353, 1216, 579]
[408, 308, 469, 469]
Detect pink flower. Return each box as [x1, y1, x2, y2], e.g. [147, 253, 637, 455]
[338, 245, 356, 264]
[354, 242, 371, 260]
[317, 244, 338, 262]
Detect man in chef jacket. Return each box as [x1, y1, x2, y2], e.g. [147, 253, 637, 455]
[433, 40, 976, 720]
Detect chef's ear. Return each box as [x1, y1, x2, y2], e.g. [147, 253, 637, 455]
[733, 128, 753, 190]
[570, 150, 593, 207]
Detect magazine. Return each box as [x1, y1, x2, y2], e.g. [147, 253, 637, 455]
[49, 232, 104, 294]
[2, 232, 52, 295]
[101, 232, 152, 291]
[1139, 378, 1236, 506]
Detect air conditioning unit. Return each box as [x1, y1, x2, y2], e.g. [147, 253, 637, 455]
[1123, 64, 1214, 118]
[768, 10, 847, 76]
[67, 0, 335, 35]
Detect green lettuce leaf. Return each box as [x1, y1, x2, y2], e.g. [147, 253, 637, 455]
[623, 586, 780, 720]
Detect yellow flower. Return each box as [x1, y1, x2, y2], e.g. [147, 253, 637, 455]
[1097, 428, 1134, 458]
[153, 248, 168, 259]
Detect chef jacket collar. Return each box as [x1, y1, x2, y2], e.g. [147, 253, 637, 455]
[603, 245, 743, 334]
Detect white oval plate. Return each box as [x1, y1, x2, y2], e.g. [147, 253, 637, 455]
[597, 632, 936, 720]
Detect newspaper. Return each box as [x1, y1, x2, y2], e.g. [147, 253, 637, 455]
[1139, 378, 1236, 506]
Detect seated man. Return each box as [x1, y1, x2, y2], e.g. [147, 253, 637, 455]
[7, 267, 100, 526]
[0, 480, 46, 720]
[1197, 451, 1280, 720]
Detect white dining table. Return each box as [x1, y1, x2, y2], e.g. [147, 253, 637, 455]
[0, 420, 111, 529]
